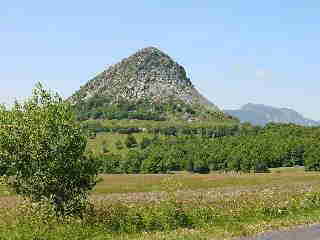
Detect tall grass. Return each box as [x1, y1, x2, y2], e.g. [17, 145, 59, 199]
[1, 174, 320, 239]
[93, 169, 320, 194]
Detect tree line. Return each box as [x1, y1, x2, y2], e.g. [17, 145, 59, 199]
[96, 123, 320, 174]
[73, 94, 231, 122]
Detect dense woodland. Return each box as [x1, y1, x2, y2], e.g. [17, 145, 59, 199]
[86, 121, 320, 174]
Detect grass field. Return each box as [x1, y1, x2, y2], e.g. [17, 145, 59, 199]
[1, 167, 320, 239]
[94, 167, 319, 194]
[87, 132, 155, 155]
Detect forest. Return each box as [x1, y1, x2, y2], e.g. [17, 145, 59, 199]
[90, 121, 320, 174]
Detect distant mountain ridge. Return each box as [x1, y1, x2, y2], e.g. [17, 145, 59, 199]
[224, 103, 320, 126]
[70, 47, 219, 111]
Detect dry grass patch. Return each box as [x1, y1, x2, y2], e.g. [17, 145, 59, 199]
[94, 168, 320, 194]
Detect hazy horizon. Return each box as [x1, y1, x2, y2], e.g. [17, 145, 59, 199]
[2, 1, 320, 120]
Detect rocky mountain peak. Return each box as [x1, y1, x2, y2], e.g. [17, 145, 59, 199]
[71, 47, 218, 110]
[135, 46, 166, 55]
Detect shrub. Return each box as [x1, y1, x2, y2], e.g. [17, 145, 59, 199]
[125, 134, 138, 148]
[140, 136, 152, 149]
[253, 161, 270, 173]
[101, 145, 109, 154]
[114, 140, 124, 150]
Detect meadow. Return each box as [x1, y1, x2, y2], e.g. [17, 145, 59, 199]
[1, 167, 320, 240]
[86, 119, 239, 155]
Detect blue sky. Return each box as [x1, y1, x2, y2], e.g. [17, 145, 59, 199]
[1, 1, 320, 119]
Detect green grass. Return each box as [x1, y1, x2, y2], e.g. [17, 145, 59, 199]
[87, 132, 154, 155]
[2, 186, 320, 240]
[2, 167, 319, 196]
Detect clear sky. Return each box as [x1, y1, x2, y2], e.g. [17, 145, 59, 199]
[1, 1, 320, 119]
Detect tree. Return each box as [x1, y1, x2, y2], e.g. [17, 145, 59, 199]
[119, 150, 144, 173]
[304, 142, 320, 171]
[0, 83, 100, 216]
[99, 153, 122, 174]
[141, 146, 169, 173]
[192, 153, 210, 174]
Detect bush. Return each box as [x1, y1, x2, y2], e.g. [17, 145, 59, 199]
[193, 160, 210, 174]
[125, 134, 138, 148]
[101, 145, 109, 154]
[253, 161, 270, 173]
[114, 140, 124, 150]
[140, 137, 152, 149]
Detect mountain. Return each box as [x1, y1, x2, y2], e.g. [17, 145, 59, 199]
[71, 47, 218, 110]
[224, 103, 320, 126]
[70, 47, 231, 121]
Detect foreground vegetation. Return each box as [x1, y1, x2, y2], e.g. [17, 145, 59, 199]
[1, 169, 320, 239]
[1, 84, 320, 239]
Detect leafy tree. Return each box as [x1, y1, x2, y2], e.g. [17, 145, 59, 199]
[304, 143, 320, 171]
[99, 153, 122, 173]
[119, 150, 144, 173]
[0, 83, 100, 216]
[141, 146, 169, 173]
[192, 152, 210, 174]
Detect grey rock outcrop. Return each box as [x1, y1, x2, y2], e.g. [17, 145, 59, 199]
[71, 47, 218, 110]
